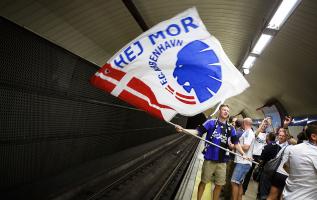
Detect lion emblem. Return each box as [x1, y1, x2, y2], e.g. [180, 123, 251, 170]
[173, 40, 222, 103]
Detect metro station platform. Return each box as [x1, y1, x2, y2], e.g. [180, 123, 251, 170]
[175, 141, 258, 200]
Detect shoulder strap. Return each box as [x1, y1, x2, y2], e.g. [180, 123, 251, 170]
[209, 119, 218, 138]
[209, 119, 218, 133]
[275, 145, 280, 156]
[226, 122, 233, 137]
[276, 146, 287, 159]
[280, 145, 289, 157]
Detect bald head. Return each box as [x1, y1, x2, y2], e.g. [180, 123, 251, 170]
[243, 118, 253, 130]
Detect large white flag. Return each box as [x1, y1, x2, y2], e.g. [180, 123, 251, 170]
[91, 8, 249, 121]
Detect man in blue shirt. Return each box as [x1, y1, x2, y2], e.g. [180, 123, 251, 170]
[176, 104, 246, 200]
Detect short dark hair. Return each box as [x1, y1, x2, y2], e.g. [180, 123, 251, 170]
[267, 132, 276, 142]
[276, 126, 283, 135]
[306, 121, 317, 140]
[219, 104, 229, 110]
[297, 131, 307, 144]
[235, 119, 243, 128]
[229, 116, 234, 123]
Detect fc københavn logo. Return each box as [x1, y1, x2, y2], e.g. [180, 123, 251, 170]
[147, 39, 223, 105]
[91, 8, 249, 121]
[173, 40, 222, 103]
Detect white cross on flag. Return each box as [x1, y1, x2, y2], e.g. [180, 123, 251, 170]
[91, 7, 249, 121]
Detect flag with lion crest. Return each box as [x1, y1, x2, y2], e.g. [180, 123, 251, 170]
[90, 7, 249, 121]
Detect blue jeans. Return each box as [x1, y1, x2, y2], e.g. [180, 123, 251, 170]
[231, 163, 251, 184]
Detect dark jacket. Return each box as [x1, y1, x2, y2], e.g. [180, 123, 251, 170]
[260, 142, 281, 164]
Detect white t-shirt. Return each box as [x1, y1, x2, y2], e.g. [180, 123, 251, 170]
[252, 132, 267, 156]
[277, 140, 288, 148]
[282, 141, 317, 200]
[235, 129, 255, 166]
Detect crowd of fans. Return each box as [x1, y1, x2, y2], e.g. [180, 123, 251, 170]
[175, 104, 317, 200]
[229, 115, 317, 200]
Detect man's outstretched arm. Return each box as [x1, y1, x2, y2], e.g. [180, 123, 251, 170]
[175, 124, 199, 135]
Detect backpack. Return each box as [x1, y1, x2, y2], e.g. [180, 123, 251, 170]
[252, 163, 263, 182]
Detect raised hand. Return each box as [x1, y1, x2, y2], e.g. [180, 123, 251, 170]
[263, 117, 272, 125]
[284, 116, 292, 127]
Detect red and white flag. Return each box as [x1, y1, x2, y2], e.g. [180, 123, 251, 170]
[91, 8, 249, 121]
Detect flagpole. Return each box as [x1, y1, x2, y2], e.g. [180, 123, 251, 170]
[167, 121, 259, 165]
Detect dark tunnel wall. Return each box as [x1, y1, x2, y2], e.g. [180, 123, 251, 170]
[186, 113, 207, 129]
[0, 17, 187, 192]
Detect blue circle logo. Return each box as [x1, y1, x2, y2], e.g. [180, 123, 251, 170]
[173, 40, 222, 103]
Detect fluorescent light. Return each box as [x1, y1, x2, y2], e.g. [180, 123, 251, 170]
[251, 34, 273, 54]
[242, 56, 256, 69]
[243, 68, 250, 75]
[267, 0, 301, 30]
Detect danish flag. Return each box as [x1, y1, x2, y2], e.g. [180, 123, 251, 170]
[91, 64, 177, 120]
[90, 8, 249, 121]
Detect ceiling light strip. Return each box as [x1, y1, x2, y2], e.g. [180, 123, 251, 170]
[241, 0, 302, 75]
[267, 0, 302, 30]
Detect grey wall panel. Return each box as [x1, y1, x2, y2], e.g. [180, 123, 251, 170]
[0, 17, 186, 192]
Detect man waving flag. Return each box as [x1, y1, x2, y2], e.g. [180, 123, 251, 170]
[90, 7, 249, 121]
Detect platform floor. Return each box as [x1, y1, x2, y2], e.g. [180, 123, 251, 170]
[190, 148, 258, 200]
[191, 160, 258, 200]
